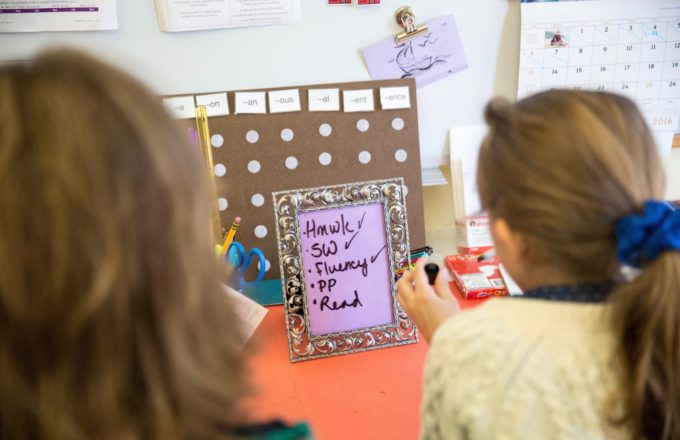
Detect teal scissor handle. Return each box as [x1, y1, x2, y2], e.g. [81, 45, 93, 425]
[226, 241, 266, 288]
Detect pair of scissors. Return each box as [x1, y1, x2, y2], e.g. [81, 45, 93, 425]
[225, 241, 266, 288]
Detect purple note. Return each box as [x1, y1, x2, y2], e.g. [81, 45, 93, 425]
[361, 15, 468, 88]
[299, 202, 394, 337]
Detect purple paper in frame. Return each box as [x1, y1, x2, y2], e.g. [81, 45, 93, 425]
[299, 202, 394, 337]
[361, 15, 468, 88]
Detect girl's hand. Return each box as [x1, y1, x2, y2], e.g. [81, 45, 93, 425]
[397, 257, 460, 344]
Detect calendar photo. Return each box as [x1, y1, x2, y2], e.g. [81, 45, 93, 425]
[546, 30, 568, 47]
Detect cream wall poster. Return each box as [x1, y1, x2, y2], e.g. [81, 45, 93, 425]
[0, 0, 118, 32]
[154, 0, 301, 32]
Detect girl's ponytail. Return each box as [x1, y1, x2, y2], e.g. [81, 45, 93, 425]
[612, 201, 680, 439]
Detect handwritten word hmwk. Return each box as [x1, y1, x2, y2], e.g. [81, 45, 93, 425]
[304, 212, 363, 239]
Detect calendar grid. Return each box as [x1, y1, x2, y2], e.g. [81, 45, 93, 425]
[518, 1, 680, 154]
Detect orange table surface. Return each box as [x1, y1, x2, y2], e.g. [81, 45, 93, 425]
[242, 282, 481, 440]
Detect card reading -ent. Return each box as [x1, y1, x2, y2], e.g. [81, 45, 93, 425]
[343, 89, 375, 112]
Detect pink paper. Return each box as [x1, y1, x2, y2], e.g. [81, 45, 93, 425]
[299, 202, 394, 337]
[361, 15, 468, 88]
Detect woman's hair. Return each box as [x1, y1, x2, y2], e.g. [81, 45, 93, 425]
[478, 90, 680, 439]
[0, 50, 244, 439]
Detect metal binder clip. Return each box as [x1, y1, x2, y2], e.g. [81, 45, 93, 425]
[395, 6, 428, 44]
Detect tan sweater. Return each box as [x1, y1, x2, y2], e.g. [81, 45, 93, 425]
[420, 298, 629, 439]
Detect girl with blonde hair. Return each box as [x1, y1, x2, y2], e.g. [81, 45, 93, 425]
[0, 49, 309, 440]
[398, 90, 680, 439]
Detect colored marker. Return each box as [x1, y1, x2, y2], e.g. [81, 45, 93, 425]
[220, 216, 241, 256]
[410, 245, 433, 256]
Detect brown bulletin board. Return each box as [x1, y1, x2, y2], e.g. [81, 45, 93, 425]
[172, 78, 425, 282]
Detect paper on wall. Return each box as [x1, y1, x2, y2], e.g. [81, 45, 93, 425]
[0, 0, 118, 32]
[449, 124, 488, 221]
[361, 15, 468, 88]
[154, 0, 301, 33]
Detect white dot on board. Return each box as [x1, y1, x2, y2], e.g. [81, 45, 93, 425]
[281, 128, 294, 142]
[254, 225, 268, 238]
[247, 160, 261, 174]
[358, 151, 371, 164]
[319, 152, 332, 166]
[395, 149, 408, 162]
[214, 163, 227, 177]
[285, 156, 298, 170]
[257, 259, 272, 272]
[319, 123, 332, 137]
[403, 185, 409, 197]
[211, 134, 224, 148]
[246, 130, 259, 144]
[218, 198, 228, 211]
[392, 117, 405, 131]
[356, 119, 370, 132]
[251, 193, 265, 207]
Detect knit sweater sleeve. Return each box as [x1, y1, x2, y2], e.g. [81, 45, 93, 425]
[420, 305, 506, 440]
[419, 299, 624, 440]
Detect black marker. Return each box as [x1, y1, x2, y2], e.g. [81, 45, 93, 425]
[425, 263, 439, 286]
[476, 249, 496, 262]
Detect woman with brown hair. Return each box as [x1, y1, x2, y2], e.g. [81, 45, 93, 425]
[398, 90, 680, 439]
[0, 49, 309, 439]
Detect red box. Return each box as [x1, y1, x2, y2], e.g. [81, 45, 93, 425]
[445, 254, 508, 300]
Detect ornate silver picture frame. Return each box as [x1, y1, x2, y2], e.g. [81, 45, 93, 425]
[273, 178, 418, 362]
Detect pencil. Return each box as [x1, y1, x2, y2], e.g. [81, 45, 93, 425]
[220, 216, 241, 256]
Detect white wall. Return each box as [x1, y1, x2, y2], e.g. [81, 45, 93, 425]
[1, 0, 679, 196]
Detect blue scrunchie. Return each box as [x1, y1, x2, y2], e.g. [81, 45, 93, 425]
[616, 201, 680, 267]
